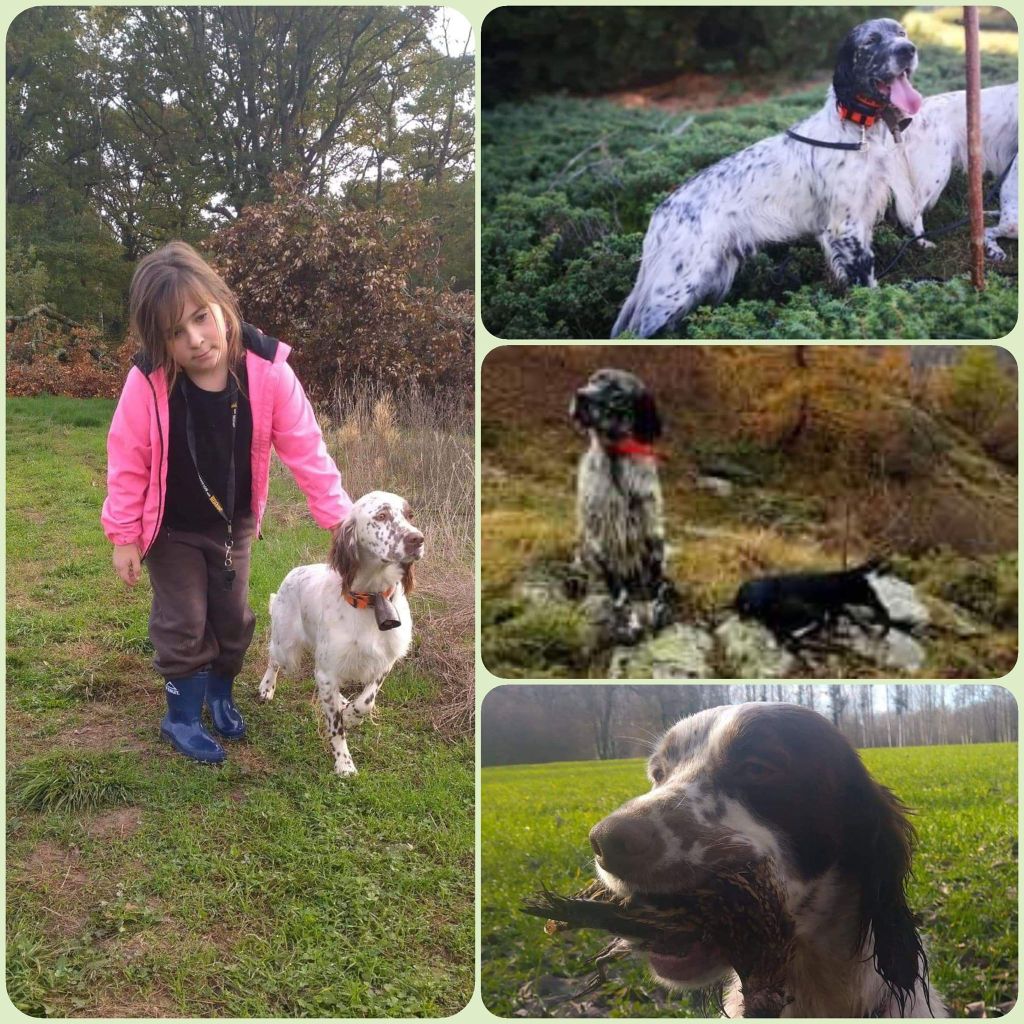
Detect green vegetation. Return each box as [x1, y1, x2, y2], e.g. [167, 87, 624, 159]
[482, 37, 1018, 339]
[482, 7, 899, 102]
[481, 742, 1018, 1017]
[6, 396, 473, 1017]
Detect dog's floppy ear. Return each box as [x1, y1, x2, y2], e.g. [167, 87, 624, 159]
[832, 29, 860, 108]
[633, 390, 662, 443]
[401, 561, 416, 596]
[845, 774, 927, 1015]
[330, 515, 359, 589]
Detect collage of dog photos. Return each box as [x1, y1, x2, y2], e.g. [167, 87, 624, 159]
[2, 3, 1019, 1023]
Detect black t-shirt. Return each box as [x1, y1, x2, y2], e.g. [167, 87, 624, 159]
[164, 367, 254, 531]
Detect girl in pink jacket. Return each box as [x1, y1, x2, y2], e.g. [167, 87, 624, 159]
[102, 241, 352, 763]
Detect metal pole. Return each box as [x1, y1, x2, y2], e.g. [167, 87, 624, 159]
[964, 6, 985, 290]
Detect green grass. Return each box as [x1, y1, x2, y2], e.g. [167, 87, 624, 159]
[12, 752, 141, 813]
[6, 396, 474, 1017]
[482, 37, 1019, 339]
[481, 742, 1017, 1016]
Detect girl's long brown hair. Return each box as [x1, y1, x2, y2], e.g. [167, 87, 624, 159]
[129, 241, 244, 390]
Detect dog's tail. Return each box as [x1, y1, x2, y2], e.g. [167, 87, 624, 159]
[611, 288, 640, 338]
[611, 276, 676, 339]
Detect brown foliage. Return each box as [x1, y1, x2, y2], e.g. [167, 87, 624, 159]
[205, 173, 473, 402]
[6, 320, 132, 398]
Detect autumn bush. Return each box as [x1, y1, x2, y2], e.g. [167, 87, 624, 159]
[206, 174, 473, 403]
[5, 319, 132, 398]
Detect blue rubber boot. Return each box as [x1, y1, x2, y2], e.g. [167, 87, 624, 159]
[205, 672, 246, 739]
[160, 672, 226, 763]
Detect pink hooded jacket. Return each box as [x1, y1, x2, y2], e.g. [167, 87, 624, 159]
[101, 324, 351, 556]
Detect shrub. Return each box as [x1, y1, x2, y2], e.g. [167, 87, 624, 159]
[5, 319, 131, 398]
[206, 173, 473, 401]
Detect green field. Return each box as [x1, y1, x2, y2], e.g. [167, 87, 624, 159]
[481, 743, 1018, 1017]
[6, 396, 474, 1016]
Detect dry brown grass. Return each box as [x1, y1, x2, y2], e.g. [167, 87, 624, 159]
[321, 381, 475, 737]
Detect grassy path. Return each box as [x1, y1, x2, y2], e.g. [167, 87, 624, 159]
[6, 396, 473, 1016]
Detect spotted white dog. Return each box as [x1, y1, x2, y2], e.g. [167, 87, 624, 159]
[590, 703, 946, 1017]
[612, 19, 923, 337]
[569, 368, 677, 644]
[258, 490, 424, 776]
[891, 82, 1018, 261]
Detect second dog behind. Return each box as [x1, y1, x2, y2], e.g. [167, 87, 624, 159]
[892, 82, 1018, 261]
[258, 490, 424, 775]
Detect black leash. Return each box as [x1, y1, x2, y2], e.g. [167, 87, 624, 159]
[183, 374, 239, 590]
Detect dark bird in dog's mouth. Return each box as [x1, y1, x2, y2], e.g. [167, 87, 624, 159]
[523, 860, 796, 1018]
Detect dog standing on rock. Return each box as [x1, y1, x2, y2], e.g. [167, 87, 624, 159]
[568, 369, 677, 644]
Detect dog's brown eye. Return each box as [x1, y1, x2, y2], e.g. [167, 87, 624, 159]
[741, 759, 776, 781]
[375, 511, 387, 522]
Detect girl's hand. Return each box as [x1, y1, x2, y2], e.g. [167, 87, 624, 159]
[113, 543, 142, 587]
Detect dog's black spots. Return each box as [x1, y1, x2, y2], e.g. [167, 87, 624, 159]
[734, 559, 892, 643]
[331, 710, 345, 735]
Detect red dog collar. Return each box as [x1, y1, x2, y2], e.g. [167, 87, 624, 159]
[343, 586, 396, 610]
[605, 438, 663, 460]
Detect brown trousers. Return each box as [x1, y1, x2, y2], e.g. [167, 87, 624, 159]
[145, 514, 256, 680]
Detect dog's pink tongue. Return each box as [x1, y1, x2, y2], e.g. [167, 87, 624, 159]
[890, 73, 922, 116]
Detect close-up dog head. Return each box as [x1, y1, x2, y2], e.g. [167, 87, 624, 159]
[833, 18, 921, 118]
[331, 490, 424, 593]
[588, 702, 926, 1009]
[569, 368, 662, 445]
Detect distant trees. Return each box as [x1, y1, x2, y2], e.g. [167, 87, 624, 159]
[480, 685, 1018, 766]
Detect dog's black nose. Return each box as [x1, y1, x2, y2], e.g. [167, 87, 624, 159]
[589, 812, 664, 879]
[894, 41, 916, 60]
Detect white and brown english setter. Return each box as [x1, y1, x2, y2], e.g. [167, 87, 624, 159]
[612, 18, 923, 338]
[568, 369, 676, 645]
[258, 491, 424, 776]
[589, 702, 946, 1018]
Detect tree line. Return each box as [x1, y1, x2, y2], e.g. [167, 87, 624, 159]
[481, 685, 1018, 766]
[6, 6, 474, 335]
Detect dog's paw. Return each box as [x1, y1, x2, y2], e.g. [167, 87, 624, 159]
[985, 242, 1008, 262]
[342, 704, 365, 728]
[257, 682, 276, 703]
[915, 237, 936, 250]
[334, 757, 358, 777]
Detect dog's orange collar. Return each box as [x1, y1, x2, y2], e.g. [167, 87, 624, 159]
[837, 93, 886, 127]
[343, 586, 396, 610]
